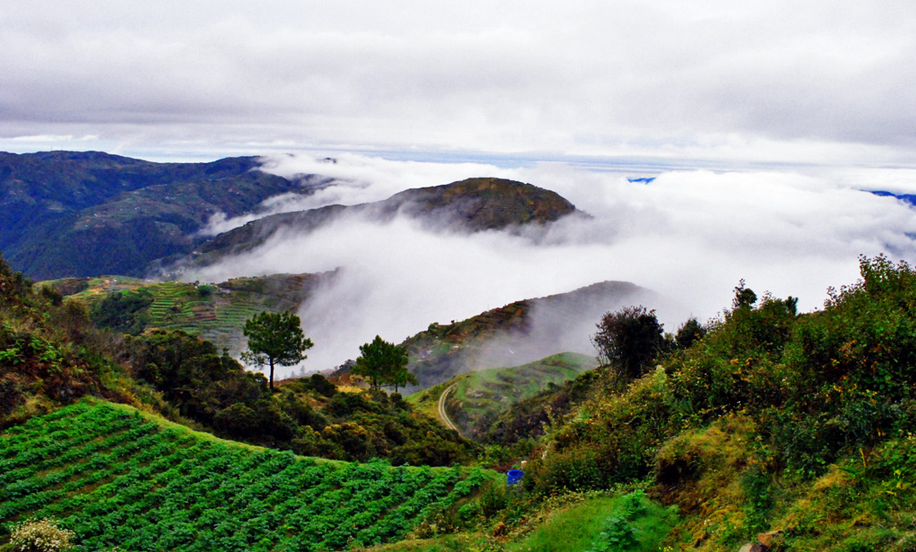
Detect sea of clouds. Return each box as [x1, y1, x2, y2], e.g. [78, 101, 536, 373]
[181, 153, 916, 375]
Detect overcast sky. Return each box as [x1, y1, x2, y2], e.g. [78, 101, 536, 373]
[4, 3, 916, 371]
[2, 0, 915, 166]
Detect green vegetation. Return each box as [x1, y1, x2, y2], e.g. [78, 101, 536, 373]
[125, 328, 477, 465]
[591, 305, 665, 389]
[0, 401, 496, 552]
[12, 229, 916, 551]
[0, 152, 310, 280]
[242, 311, 313, 389]
[3, 254, 477, 466]
[45, 272, 331, 354]
[408, 353, 596, 439]
[353, 336, 416, 392]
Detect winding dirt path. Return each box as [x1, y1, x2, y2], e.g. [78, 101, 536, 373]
[437, 383, 459, 432]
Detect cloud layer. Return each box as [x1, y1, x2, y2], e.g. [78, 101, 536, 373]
[2, 1, 916, 165]
[180, 154, 916, 375]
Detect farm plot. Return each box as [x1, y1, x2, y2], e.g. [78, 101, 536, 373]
[0, 400, 495, 551]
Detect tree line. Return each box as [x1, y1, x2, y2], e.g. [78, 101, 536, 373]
[242, 310, 417, 391]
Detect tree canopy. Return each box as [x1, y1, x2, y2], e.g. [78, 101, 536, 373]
[242, 310, 313, 389]
[591, 305, 665, 388]
[352, 335, 417, 392]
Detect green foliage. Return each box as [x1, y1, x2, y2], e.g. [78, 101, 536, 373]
[242, 310, 313, 389]
[591, 305, 665, 388]
[675, 318, 706, 350]
[0, 401, 495, 551]
[352, 335, 416, 392]
[427, 352, 597, 440]
[90, 289, 154, 336]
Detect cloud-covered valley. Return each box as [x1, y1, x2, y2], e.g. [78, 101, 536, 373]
[177, 154, 916, 375]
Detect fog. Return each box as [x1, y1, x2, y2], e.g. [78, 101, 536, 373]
[180, 154, 916, 375]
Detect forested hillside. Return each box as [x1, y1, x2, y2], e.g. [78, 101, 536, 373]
[0, 253, 476, 466]
[8, 244, 916, 551]
[0, 151, 319, 280]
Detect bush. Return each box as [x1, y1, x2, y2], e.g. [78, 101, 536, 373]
[9, 517, 76, 552]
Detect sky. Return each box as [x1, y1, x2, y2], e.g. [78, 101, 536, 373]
[4, 2, 916, 373]
[2, 0, 915, 166]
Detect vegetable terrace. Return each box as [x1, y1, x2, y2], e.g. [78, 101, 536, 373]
[0, 401, 496, 551]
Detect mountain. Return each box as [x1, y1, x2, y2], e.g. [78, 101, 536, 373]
[172, 176, 581, 272]
[399, 280, 658, 392]
[0, 151, 320, 280]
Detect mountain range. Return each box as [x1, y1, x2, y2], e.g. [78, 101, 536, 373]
[1, 151, 580, 281]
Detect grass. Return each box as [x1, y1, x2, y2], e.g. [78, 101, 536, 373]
[360, 491, 677, 552]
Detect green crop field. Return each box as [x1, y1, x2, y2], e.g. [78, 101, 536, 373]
[0, 400, 496, 552]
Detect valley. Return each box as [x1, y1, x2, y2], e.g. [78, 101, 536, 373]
[4, 152, 916, 551]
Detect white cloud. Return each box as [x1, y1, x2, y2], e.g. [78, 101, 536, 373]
[181, 153, 916, 375]
[2, 1, 915, 163]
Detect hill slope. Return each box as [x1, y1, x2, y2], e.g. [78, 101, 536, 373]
[400, 281, 656, 392]
[0, 400, 495, 551]
[46, 271, 337, 355]
[0, 151, 319, 280]
[408, 352, 597, 438]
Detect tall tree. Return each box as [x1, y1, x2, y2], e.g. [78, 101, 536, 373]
[591, 305, 665, 388]
[352, 335, 416, 392]
[242, 311, 313, 390]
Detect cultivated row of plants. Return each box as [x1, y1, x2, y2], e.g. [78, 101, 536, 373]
[0, 401, 496, 551]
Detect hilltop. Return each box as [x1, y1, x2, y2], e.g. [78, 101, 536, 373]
[172, 176, 581, 272]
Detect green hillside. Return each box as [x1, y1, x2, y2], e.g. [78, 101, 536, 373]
[0, 151, 317, 280]
[408, 353, 597, 438]
[402, 281, 651, 391]
[0, 400, 495, 552]
[44, 271, 335, 354]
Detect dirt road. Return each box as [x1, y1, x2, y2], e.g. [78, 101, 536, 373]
[437, 383, 459, 432]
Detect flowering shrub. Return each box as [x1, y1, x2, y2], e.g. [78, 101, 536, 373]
[9, 517, 75, 552]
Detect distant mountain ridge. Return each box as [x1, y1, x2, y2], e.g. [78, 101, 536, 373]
[2, 152, 583, 281]
[173, 177, 581, 272]
[0, 151, 318, 280]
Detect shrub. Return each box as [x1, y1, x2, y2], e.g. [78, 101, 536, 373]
[9, 517, 76, 552]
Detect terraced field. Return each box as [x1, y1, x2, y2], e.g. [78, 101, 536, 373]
[45, 272, 332, 353]
[0, 400, 495, 551]
[409, 353, 597, 436]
